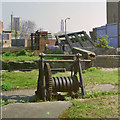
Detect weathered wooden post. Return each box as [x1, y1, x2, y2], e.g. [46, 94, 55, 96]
[31, 33, 34, 50]
[76, 53, 85, 96]
[36, 53, 46, 101]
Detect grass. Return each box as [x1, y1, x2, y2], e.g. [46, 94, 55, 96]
[82, 68, 118, 86]
[2, 70, 39, 90]
[2, 56, 40, 62]
[59, 95, 118, 118]
[2, 56, 64, 62]
[2, 67, 118, 91]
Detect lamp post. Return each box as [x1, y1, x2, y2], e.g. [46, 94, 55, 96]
[65, 17, 70, 34]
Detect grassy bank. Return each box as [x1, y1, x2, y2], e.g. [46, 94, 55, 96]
[2, 56, 40, 62]
[59, 95, 118, 118]
[2, 67, 118, 91]
[2, 50, 63, 62]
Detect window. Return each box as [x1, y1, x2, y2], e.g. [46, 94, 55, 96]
[3, 34, 9, 40]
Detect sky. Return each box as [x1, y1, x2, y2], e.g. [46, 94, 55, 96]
[1, 1, 106, 34]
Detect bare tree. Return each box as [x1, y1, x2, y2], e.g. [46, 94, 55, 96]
[20, 20, 36, 39]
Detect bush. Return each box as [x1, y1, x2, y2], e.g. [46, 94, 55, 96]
[15, 49, 27, 56]
[3, 52, 12, 56]
[82, 67, 97, 73]
[26, 52, 34, 56]
[87, 67, 97, 72]
[96, 34, 113, 48]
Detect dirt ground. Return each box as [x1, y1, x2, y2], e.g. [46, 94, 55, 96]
[100, 68, 118, 71]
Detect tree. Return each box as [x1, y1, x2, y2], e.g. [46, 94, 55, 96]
[20, 20, 36, 39]
[96, 34, 112, 48]
[11, 30, 21, 38]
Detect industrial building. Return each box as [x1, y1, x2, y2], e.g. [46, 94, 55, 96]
[90, 0, 120, 47]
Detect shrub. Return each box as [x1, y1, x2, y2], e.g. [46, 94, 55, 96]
[96, 34, 112, 48]
[15, 49, 27, 56]
[64, 97, 72, 101]
[26, 52, 34, 56]
[53, 49, 63, 54]
[82, 67, 97, 73]
[3, 52, 12, 56]
[87, 67, 97, 72]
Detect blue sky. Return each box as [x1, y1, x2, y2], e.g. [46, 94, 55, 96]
[1, 1, 106, 34]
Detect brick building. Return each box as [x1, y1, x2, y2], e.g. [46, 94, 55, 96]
[0, 21, 12, 47]
[3, 31, 12, 47]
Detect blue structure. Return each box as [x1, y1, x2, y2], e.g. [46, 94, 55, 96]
[95, 22, 120, 47]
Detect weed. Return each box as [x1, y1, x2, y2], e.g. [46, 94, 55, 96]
[64, 97, 72, 101]
[19, 100, 25, 103]
[1, 99, 14, 106]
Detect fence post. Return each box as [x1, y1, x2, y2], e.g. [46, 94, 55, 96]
[76, 53, 85, 97]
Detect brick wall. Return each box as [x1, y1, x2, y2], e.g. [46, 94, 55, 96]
[48, 38, 56, 46]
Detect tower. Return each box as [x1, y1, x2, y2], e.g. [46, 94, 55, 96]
[11, 14, 22, 31]
[107, 0, 120, 24]
[60, 19, 64, 34]
[11, 14, 13, 31]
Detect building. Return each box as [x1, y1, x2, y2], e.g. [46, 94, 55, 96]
[107, 0, 120, 24]
[3, 31, 12, 47]
[11, 14, 22, 31]
[90, 0, 120, 47]
[0, 21, 12, 47]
